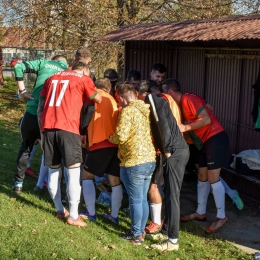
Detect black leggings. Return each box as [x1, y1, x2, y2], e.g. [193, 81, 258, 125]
[15, 111, 40, 182]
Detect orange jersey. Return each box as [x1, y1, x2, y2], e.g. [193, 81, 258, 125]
[88, 89, 119, 148]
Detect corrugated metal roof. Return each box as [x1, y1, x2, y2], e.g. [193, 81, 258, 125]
[99, 14, 260, 42]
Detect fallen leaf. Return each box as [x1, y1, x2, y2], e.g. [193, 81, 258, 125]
[44, 220, 47, 224]
[69, 231, 73, 234]
[10, 197, 16, 201]
[109, 245, 116, 249]
[18, 224, 22, 227]
[103, 246, 109, 251]
[176, 258, 180, 260]
[92, 257, 97, 260]
[98, 236, 102, 240]
[52, 253, 56, 257]
[70, 239, 73, 242]
[69, 258, 74, 260]
[32, 229, 37, 235]
[190, 243, 194, 247]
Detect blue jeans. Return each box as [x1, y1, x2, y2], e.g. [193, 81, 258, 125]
[120, 162, 155, 237]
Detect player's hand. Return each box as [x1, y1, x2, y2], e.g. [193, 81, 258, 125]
[165, 153, 171, 158]
[81, 135, 86, 148]
[178, 123, 188, 133]
[20, 91, 34, 103]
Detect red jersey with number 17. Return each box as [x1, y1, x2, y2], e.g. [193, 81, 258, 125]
[40, 71, 97, 135]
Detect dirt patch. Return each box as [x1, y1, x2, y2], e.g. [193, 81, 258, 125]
[180, 175, 260, 254]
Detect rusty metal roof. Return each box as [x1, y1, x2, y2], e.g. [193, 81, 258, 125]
[99, 14, 260, 42]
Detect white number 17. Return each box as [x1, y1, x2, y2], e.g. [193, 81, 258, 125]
[49, 79, 69, 107]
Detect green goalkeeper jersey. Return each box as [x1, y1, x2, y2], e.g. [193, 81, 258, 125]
[14, 59, 69, 115]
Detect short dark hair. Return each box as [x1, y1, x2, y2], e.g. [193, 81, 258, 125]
[126, 70, 141, 81]
[51, 54, 67, 62]
[104, 68, 118, 80]
[72, 61, 89, 71]
[75, 46, 91, 61]
[95, 78, 111, 92]
[162, 78, 181, 92]
[116, 83, 136, 96]
[151, 63, 167, 73]
[135, 80, 149, 94]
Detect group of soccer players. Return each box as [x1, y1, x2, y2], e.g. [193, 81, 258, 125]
[12, 47, 243, 252]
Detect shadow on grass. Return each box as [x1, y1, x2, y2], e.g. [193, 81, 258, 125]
[0, 184, 54, 215]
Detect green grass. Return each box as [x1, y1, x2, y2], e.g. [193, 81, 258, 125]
[0, 77, 252, 260]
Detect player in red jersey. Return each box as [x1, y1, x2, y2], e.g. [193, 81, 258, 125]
[38, 61, 102, 227]
[162, 78, 229, 234]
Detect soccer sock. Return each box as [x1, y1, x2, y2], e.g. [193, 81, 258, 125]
[220, 177, 236, 199]
[168, 238, 178, 244]
[27, 144, 37, 167]
[150, 203, 162, 225]
[196, 180, 210, 215]
[111, 184, 123, 218]
[211, 181, 225, 219]
[94, 175, 102, 186]
[66, 167, 81, 220]
[82, 179, 96, 215]
[48, 167, 64, 213]
[36, 154, 48, 188]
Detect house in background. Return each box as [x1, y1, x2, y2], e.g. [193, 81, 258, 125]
[100, 14, 260, 202]
[1, 27, 54, 65]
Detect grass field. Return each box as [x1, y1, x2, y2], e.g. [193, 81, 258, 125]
[0, 77, 252, 260]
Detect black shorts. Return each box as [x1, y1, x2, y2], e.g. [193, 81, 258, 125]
[44, 130, 82, 168]
[198, 131, 229, 170]
[151, 153, 164, 186]
[83, 147, 120, 177]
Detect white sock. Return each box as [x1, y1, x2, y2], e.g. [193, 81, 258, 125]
[48, 167, 64, 213]
[220, 177, 235, 199]
[196, 180, 210, 215]
[150, 203, 162, 225]
[82, 179, 96, 215]
[66, 167, 81, 219]
[168, 238, 178, 244]
[27, 144, 37, 167]
[111, 184, 123, 218]
[36, 154, 48, 188]
[211, 181, 225, 219]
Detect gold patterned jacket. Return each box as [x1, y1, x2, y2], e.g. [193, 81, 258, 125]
[109, 100, 156, 167]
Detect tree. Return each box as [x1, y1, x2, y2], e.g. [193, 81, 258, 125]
[0, 0, 253, 78]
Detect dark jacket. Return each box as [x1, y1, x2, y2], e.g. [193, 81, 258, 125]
[145, 93, 187, 157]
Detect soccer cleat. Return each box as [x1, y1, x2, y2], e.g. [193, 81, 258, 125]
[120, 232, 143, 246]
[13, 182, 23, 193]
[206, 216, 228, 233]
[151, 240, 179, 251]
[125, 230, 146, 242]
[150, 232, 168, 241]
[145, 221, 163, 233]
[180, 212, 206, 222]
[103, 214, 119, 225]
[79, 210, 97, 222]
[232, 190, 244, 210]
[67, 216, 87, 227]
[25, 167, 38, 178]
[56, 208, 69, 219]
